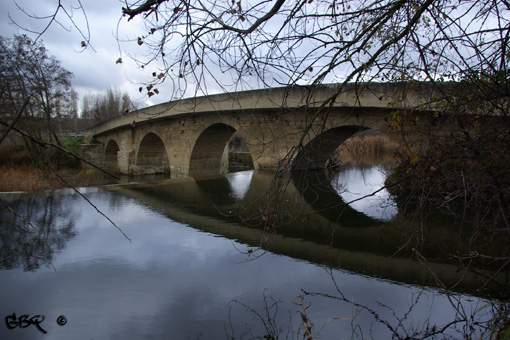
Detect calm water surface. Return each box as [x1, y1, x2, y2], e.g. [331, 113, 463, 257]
[0, 167, 493, 339]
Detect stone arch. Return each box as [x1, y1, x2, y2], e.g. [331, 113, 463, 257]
[136, 132, 170, 174]
[104, 139, 120, 170]
[292, 125, 368, 171]
[190, 123, 251, 176]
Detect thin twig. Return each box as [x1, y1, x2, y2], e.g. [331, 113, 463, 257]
[0, 197, 35, 232]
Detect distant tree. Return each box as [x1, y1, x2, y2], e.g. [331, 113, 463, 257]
[62, 89, 79, 120]
[0, 34, 126, 244]
[81, 87, 134, 123]
[80, 93, 92, 120]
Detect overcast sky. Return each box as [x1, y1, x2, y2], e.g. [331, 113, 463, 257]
[0, 0, 168, 110]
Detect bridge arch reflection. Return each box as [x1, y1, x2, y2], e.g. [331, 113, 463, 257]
[118, 170, 400, 256]
[290, 169, 386, 228]
[331, 165, 398, 222]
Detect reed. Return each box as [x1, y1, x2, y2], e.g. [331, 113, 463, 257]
[330, 134, 399, 168]
[0, 166, 116, 192]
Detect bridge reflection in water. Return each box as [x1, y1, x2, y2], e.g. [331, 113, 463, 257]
[0, 167, 503, 339]
[111, 168, 501, 295]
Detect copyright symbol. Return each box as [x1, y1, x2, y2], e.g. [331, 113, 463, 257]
[56, 315, 67, 326]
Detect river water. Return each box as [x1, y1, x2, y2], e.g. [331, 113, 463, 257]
[0, 167, 498, 339]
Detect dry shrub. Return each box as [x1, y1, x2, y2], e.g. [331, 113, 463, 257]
[330, 135, 399, 167]
[0, 167, 115, 192]
[0, 134, 109, 191]
[0, 167, 49, 192]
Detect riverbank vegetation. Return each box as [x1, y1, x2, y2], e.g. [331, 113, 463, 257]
[0, 166, 111, 192]
[0, 135, 114, 192]
[389, 116, 510, 232]
[328, 132, 399, 169]
[0, 34, 134, 192]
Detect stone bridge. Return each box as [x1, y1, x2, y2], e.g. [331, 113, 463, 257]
[82, 83, 435, 177]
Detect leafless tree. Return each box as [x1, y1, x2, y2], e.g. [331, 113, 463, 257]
[117, 0, 508, 101]
[0, 34, 75, 143]
[81, 87, 135, 123]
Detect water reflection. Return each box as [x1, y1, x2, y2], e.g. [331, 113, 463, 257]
[114, 170, 504, 296]
[290, 169, 383, 228]
[226, 170, 254, 200]
[331, 165, 398, 222]
[0, 194, 78, 271]
[0, 187, 497, 340]
[204, 167, 393, 227]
